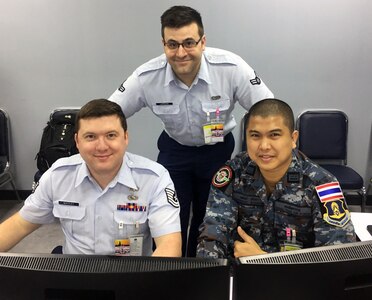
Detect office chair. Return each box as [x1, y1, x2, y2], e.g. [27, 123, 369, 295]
[241, 112, 249, 152]
[0, 108, 21, 200]
[296, 109, 367, 211]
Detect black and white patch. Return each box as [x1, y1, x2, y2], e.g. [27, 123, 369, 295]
[250, 71, 262, 85]
[118, 79, 128, 92]
[165, 188, 179, 208]
[118, 83, 125, 92]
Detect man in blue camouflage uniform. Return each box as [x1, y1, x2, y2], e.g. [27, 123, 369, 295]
[197, 98, 355, 259]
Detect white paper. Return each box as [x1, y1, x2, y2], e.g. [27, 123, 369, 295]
[350, 212, 372, 241]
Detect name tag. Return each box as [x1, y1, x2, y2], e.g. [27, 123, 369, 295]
[58, 201, 79, 206]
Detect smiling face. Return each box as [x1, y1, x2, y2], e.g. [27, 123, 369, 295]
[246, 114, 298, 182]
[163, 22, 205, 86]
[75, 115, 128, 187]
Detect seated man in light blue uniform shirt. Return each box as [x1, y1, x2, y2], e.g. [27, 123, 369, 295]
[0, 99, 182, 257]
[109, 5, 273, 257]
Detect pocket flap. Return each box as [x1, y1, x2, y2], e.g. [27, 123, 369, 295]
[152, 103, 180, 115]
[53, 204, 86, 220]
[202, 99, 230, 113]
[114, 210, 147, 224]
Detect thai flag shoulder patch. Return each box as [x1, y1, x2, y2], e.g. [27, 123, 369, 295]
[315, 182, 344, 202]
[315, 182, 350, 227]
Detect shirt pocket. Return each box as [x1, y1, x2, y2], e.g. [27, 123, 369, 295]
[234, 193, 264, 239]
[152, 103, 180, 129]
[202, 99, 230, 118]
[113, 210, 148, 238]
[274, 200, 314, 246]
[53, 204, 86, 235]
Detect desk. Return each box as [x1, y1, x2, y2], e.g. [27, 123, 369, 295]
[350, 212, 372, 241]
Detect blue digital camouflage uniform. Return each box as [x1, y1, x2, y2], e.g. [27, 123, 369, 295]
[197, 150, 356, 259]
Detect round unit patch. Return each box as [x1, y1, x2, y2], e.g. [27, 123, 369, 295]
[212, 166, 233, 188]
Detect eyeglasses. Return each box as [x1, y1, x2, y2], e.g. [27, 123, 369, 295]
[163, 36, 203, 50]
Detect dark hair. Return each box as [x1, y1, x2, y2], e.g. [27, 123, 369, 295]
[245, 98, 295, 132]
[75, 99, 127, 132]
[161, 6, 204, 39]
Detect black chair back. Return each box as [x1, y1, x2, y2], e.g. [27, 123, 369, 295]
[0, 108, 21, 200]
[296, 109, 366, 211]
[297, 110, 347, 162]
[0, 109, 9, 161]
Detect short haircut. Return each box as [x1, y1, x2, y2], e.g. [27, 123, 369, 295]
[161, 5, 204, 39]
[245, 98, 295, 132]
[75, 99, 127, 132]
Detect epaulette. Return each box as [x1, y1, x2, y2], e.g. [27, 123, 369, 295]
[125, 152, 164, 177]
[203, 48, 239, 66]
[50, 154, 82, 170]
[136, 55, 167, 76]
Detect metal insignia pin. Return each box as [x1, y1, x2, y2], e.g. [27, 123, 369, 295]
[128, 188, 139, 200]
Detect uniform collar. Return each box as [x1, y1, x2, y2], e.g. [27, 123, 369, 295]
[116, 154, 139, 190]
[75, 160, 91, 187]
[164, 53, 212, 87]
[245, 150, 303, 190]
[279, 150, 303, 188]
[74, 154, 138, 190]
[198, 54, 212, 84]
[164, 63, 175, 86]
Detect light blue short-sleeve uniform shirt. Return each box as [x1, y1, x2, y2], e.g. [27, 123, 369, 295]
[20, 152, 181, 256]
[109, 47, 273, 146]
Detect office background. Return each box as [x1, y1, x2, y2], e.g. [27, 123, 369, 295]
[1, 0, 371, 193]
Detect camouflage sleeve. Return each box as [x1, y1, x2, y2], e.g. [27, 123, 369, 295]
[312, 182, 356, 246]
[196, 186, 238, 259]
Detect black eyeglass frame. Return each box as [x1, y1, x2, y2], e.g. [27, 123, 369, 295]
[163, 36, 203, 50]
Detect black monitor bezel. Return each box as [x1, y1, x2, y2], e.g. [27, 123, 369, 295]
[0, 254, 230, 300]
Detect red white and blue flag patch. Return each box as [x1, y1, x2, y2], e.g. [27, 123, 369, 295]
[315, 182, 344, 202]
[315, 181, 350, 227]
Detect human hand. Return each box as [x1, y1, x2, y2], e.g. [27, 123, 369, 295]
[233, 226, 266, 258]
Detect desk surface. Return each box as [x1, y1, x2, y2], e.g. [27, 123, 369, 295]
[350, 212, 372, 241]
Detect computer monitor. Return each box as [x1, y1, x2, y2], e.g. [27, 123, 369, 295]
[235, 240, 372, 300]
[0, 253, 230, 300]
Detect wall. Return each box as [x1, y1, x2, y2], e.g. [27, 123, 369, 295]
[1, 0, 371, 191]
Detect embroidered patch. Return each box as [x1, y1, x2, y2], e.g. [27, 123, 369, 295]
[212, 166, 233, 188]
[315, 182, 344, 202]
[118, 79, 127, 92]
[249, 71, 262, 85]
[287, 172, 300, 183]
[315, 182, 350, 227]
[322, 198, 350, 227]
[165, 188, 179, 208]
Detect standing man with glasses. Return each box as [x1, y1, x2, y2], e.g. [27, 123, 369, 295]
[109, 5, 273, 257]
